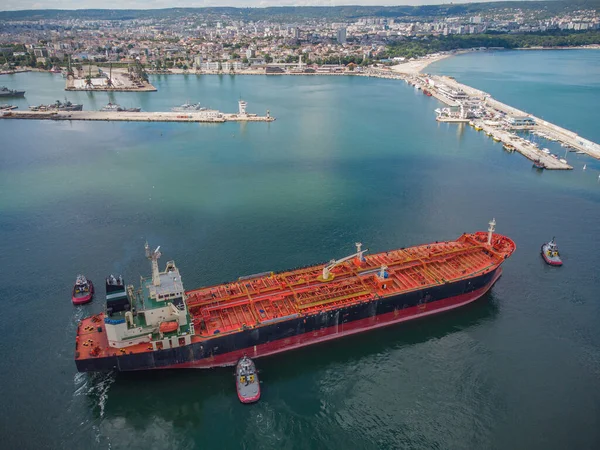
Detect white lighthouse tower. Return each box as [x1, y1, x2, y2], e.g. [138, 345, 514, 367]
[238, 99, 247, 116]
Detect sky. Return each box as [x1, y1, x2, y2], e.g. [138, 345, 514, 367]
[2, 0, 539, 13]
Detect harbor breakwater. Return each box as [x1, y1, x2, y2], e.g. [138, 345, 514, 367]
[0, 110, 275, 123]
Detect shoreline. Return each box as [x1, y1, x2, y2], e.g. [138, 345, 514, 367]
[2, 45, 598, 78]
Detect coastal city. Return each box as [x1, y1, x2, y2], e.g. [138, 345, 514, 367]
[0, 4, 599, 73]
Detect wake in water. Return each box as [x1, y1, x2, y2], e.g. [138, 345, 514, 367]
[73, 371, 116, 419]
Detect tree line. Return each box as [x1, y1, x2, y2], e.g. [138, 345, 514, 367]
[385, 30, 600, 60]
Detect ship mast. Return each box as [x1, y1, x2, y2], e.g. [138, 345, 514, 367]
[487, 218, 496, 245]
[145, 242, 162, 286]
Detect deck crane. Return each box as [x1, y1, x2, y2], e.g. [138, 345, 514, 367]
[319, 243, 367, 282]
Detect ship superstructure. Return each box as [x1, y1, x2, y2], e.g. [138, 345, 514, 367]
[99, 244, 193, 352]
[76, 220, 515, 372]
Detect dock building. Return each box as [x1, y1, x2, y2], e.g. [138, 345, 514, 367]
[505, 116, 536, 127]
[436, 84, 469, 101]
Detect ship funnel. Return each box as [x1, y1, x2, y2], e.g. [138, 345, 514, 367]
[487, 218, 496, 245]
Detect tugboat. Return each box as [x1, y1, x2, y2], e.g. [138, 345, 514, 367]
[541, 238, 563, 266]
[72, 275, 94, 305]
[235, 356, 261, 404]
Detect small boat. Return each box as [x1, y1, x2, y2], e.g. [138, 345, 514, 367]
[559, 158, 568, 164]
[542, 148, 551, 154]
[159, 321, 179, 333]
[532, 159, 545, 169]
[492, 136, 501, 142]
[100, 102, 141, 112]
[171, 102, 206, 112]
[72, 275, 94, 305]
[474, 125, 483, 131]
[235, 356, 261, 404]
[541, 238, 562, 266]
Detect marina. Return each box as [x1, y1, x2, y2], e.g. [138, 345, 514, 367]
[414, 73, 600, 169]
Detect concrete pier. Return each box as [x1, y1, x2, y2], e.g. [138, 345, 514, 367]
[0, 110, 275, 123]
[412, 74, 600, 169]
[65, 67, 157, 92]
[475, 121, 571, 170]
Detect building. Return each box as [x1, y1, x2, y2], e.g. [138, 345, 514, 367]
[436, 84, 469, 101]
[33, 47, 48, 58]
[200, 61, 220, 71]
[316, 64, 345, 73]
[336, 27, 347, 44]
[222, 61, 245, 71]
[505, 116, 536, 127]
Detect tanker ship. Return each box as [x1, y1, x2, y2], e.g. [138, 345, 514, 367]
[75, 220, 515, 372]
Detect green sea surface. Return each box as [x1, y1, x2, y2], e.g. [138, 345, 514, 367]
[0, 50, 599, 449]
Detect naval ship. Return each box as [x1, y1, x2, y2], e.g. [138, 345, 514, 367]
[0, 86, 25, 97]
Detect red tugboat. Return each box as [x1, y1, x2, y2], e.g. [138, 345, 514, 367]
[75, 220, 515, 372]
[235, 356, 261, 404]
[72, 275, 94, 305]
[541, 238, 563, 266]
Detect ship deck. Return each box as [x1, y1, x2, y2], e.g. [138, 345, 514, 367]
[185, 232, 515, 338]
[75, 232, 515, 362]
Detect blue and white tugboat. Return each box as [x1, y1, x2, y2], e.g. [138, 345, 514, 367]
[235, 356, 260, 404]
[541, 238, 563, 266]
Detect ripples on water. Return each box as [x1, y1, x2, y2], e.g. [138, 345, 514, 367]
[1, 56, 600, 449]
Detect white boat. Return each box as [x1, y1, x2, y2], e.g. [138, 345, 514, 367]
[559, 158, 568, 164]
[542, 148, 551, 154]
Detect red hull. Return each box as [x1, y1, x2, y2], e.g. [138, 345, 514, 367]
[543, 257, 562, 266]
[157, 268, 502, 370]
[238, 389, 261, 404]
